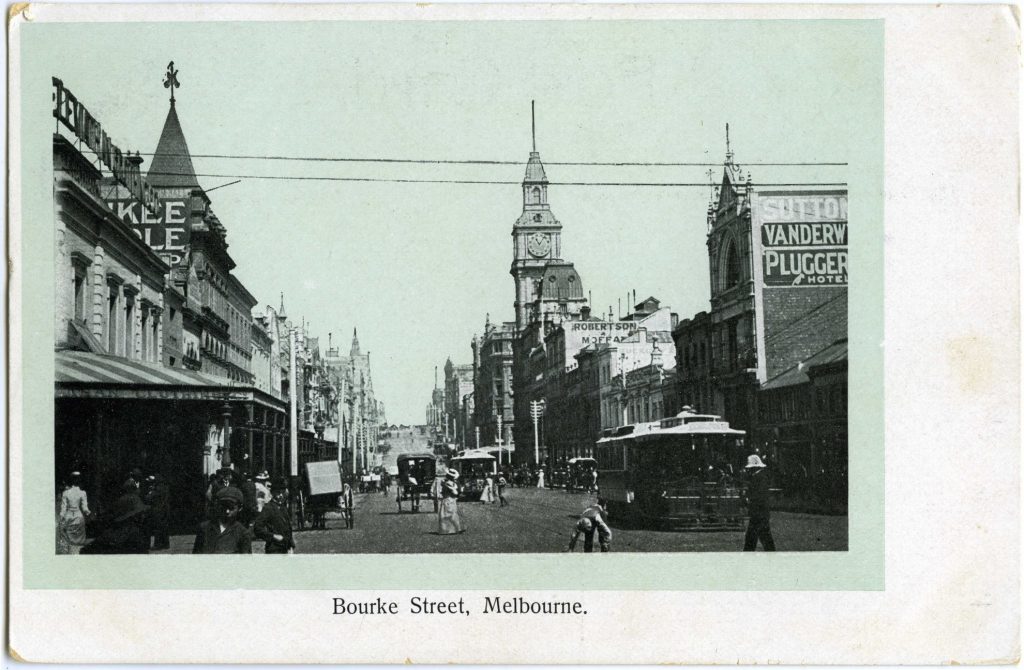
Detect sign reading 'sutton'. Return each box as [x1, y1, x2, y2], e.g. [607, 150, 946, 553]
[757, 193, 848, 287]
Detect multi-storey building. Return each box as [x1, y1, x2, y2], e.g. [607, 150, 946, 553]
[472, 317, 516, 450]
[508, 123, 588, 463]
[52, 76, 287, 531]
[672, 129, 849, 508]
[444, 358, 474, 447]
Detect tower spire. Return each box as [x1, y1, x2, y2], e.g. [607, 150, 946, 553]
[531, 100, 536, 152]
[725, 123, 734, 164]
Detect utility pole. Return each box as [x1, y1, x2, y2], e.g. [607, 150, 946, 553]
[288, 326, 299, 519]
[496, 412, 503, 467]
[530, 399, 546, 466]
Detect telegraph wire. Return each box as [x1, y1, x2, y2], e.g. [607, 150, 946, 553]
[134, 150, 847, 168]
[143, 170, 847, 188]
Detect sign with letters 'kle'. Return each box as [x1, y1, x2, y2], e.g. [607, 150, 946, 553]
[757, 193, 848, 287]
[107, 198, 190, 267]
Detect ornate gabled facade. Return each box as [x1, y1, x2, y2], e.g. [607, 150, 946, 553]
[323, 328, 385, 472]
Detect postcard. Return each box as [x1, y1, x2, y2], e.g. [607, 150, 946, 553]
[6, 2, 1018, 664]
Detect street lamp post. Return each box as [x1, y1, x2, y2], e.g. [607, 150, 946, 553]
[530, 399, 546, 465]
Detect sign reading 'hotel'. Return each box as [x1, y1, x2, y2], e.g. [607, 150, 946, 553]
[757, 194, 848, 287]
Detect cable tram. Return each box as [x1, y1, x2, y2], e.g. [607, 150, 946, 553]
[450, 449, 498, 501]
[595, 407, 747, 529]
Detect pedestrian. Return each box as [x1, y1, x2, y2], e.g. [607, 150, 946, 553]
[590, 467, 599, 494]
[193, 486, 252, 554]
[239, 472, 258, 528]
[254, 471, 271, 513]
[481, 474, 494, 504]
[497, 473, 508, 507]
[569, 498, 612, 552]
[144, 474, 171, 550]
[254, 478, 296, 554]
[338, 482, 354, 529]
[57, 471, 91, 555]
[205, 467, 234, 519]
[80, 493, 150, 554]
[430, 472, 444, 513]
[437, 468, 463, 535]
[536, 468, 545, 489]
[743, 454, 776, 551]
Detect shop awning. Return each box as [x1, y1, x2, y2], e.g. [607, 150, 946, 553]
[55, 349, 286, 410]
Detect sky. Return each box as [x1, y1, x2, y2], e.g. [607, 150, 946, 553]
[38, 20, 874, 423]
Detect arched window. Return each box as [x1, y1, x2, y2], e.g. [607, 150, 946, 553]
[532, 186, 542, 204]
[723, 239, 741, 289]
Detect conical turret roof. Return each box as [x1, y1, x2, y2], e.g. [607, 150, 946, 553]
[147, 104, 200, 190]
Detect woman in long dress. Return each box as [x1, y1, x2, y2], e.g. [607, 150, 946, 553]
[481, 474, 494, 503]
[536, 468, 546, 489]
[437, 469, 463, 535]
[58, 472, 90, 554]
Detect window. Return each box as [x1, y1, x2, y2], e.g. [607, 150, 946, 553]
[151, 315, 159, 361]
[532, 186, 541, 203]
[141, 309, 149, 361]
[723, 239, 741, 289]
[73, 271, 86, 322]
[107, 288, 118, 354]
[124, 297, 134, 359]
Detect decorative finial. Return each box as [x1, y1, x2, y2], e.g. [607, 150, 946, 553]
[163, 61, 180, 105]
[531, 100, 536, 153]
[725, 123, 733, 164]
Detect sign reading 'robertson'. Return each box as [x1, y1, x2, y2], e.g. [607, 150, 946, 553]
[758, 193, 848, 287]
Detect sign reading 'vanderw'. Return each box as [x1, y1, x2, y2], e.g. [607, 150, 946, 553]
[757, 193, 848, 287]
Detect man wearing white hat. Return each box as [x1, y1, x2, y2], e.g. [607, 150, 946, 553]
[743, 454, 776, 551]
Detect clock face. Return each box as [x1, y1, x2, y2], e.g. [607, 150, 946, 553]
[527, 232, 551, 258]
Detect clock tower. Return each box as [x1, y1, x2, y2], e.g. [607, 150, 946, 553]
[510, 103, 564, 332]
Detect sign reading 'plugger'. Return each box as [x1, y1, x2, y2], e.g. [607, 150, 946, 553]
[757, 194, 848, 287]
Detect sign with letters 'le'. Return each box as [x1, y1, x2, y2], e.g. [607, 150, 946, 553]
[757, 193, 848, 287]
[107, 199, 190, 267]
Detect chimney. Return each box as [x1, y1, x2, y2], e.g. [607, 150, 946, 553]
[581, 305, 591, 320]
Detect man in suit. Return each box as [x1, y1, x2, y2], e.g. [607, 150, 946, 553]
[743, 454, 777, 551]
[253, 478, 296, 554]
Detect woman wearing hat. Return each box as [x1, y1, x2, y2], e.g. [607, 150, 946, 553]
[80, 494, 150, 554]
[437, 469, 463, 535]
[57, 471, 91, 555]
[743, 454, 776, 551]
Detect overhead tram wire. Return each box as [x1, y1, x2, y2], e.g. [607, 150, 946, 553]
[143, 169, 847, 188]
[133, 150, 848, 168]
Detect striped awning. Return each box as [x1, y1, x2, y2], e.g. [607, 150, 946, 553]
[56, 349, 240, 387]
[55, 350, 285, 410]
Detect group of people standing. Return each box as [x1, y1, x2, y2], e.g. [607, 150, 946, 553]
[194, 467, 295, 554]
[57, 469, 170, 555]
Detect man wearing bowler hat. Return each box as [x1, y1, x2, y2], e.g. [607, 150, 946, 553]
[193, 486, 252, 554]
[742, 454, 777, 551]
[253, 477, 296, 554]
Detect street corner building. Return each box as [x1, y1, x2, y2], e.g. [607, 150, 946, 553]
[671, 135, 848, 514]
[51, 74, 383, 540]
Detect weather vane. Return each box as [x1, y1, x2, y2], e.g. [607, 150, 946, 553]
[163, 61, 180, 104]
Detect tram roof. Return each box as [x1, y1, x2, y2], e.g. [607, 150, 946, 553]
[396, 452, 436, 460]
[452, 449, 497, 461]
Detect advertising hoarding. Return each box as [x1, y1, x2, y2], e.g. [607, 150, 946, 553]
[106, 198, 190, 267]
[757, 193, 848, 287]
